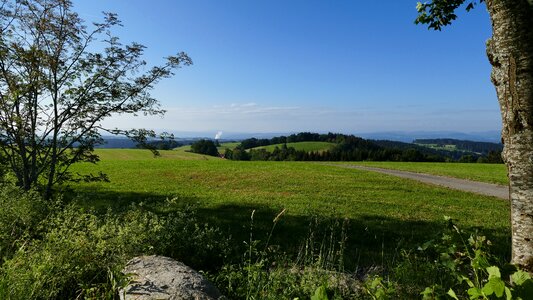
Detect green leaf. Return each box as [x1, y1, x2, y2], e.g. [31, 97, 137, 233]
[483, 277, 505, 298]
[311, 285, 328, 300]
[467, 287, 483, 299]
[511, 270, 531, 285]
[447, 288, 459, 300]
[487, 266, 501, 279]
[462, 276, 475, 288]
[504, 287, 512, 300]
[482, 281, 494, 296]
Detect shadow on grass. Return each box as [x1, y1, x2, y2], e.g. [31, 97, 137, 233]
[69, 187, 511, 271]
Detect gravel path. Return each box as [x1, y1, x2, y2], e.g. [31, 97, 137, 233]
[324, 164, 509, 200]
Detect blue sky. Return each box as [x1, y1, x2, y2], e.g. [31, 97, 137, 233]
[73, 0, 499, 136]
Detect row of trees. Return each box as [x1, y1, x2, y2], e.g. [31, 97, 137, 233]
[414, 138, 503, 155]
[226, 134, 503, 163]
[239, 132, 349, 149]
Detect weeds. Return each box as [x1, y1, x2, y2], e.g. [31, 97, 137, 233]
[213, 210, 362, 299]
[0, 186, 230, 300]
[415, 216, 533, 299]
[0, 181, 522, 300]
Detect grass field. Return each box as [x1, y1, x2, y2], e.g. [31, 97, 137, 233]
[345, 161, 508, 185]
[95, 148, 221, 160]
[251, 141, 335, 152]
[71, 149, 511, 267]
[217, 142, 240, 151]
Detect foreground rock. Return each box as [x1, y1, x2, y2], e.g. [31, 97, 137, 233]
[120, 255, 224, 300]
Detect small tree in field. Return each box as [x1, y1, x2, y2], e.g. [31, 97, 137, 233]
[0, 0, 191, 197]
[416, 0, 533, 271]
[190, 139, 219, 157]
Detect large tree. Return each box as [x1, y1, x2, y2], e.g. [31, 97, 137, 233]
[416, 0, 533, 271]
[0, 0, 191, 198]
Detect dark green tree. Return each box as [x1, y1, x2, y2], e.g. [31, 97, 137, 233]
[0, 0, 191, 198]
[416, 0, 533, 270]
[190, 140, 219, 157]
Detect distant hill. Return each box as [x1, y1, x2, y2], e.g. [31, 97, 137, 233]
[357, 131, 501, 143]
[162, 130, 502, 143]
[224, 132, 503, 163]
[96, 136, 236, 149]
[95, 138, 137, 149]
[414, 138, 503, 155]
[371, 139, 467, 160]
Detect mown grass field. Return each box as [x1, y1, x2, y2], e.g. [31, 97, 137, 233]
[251, 141, 335, 152]
[95, 148, 219, 161]
[217, 142, 241, 151]
[345, 161, 508, 185]
[71, 149, 511, 267]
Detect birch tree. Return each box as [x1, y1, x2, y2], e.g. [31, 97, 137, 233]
[416, 0, 533, 271]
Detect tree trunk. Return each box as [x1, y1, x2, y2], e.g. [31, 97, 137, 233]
[485, 0, 533, 271]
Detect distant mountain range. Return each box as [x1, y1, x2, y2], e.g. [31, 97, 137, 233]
[97, 130, 502, 149]
[356, 131, 501, 143]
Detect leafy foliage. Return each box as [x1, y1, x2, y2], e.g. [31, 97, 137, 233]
[0, 185, 229, 300]
[0, 0, 190, 196]
[363, 276, 396, 300]
[190, 139, 220, 157]
[0, 185, 50, 261]
[417, 217, 532, 299]
[415, 0, 484, 31]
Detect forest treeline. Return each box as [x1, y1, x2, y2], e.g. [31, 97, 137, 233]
[218, 132, 503, 163]
[413, 138, 503, 155]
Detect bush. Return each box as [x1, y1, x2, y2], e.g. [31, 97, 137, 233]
[154, 204, 231, 270]
[0, 185, 51, 261]
[0, 193, 231, 300]
[0, 205, 158, 299]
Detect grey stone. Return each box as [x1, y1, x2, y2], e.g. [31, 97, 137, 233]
[120, 255, 224, 300]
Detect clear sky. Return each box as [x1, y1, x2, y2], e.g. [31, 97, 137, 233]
[72, 0, 499, 136]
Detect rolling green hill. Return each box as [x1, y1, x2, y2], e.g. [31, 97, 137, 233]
[251, 141, 335, 152]
[217, 142, 241, 152]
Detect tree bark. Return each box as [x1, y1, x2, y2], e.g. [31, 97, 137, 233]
[485, 0, 533, 271]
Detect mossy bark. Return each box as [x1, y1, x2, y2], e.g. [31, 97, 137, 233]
[486, 0, 533, 270]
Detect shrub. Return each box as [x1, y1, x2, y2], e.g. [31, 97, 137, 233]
[0, 205, 159, 299]
[155, 205, 231, 270]
[416, 217, 533, 299]
[0, 196, 231, 300]
[0, 185, 51, 261]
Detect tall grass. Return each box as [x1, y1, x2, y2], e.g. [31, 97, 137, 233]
[212, 210, 362, 299]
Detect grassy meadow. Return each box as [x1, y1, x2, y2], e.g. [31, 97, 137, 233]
[346, 161, 508, 185]
[71, 149, 511, 267]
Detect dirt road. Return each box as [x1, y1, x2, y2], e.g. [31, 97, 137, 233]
[325, 164, 509, 200]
